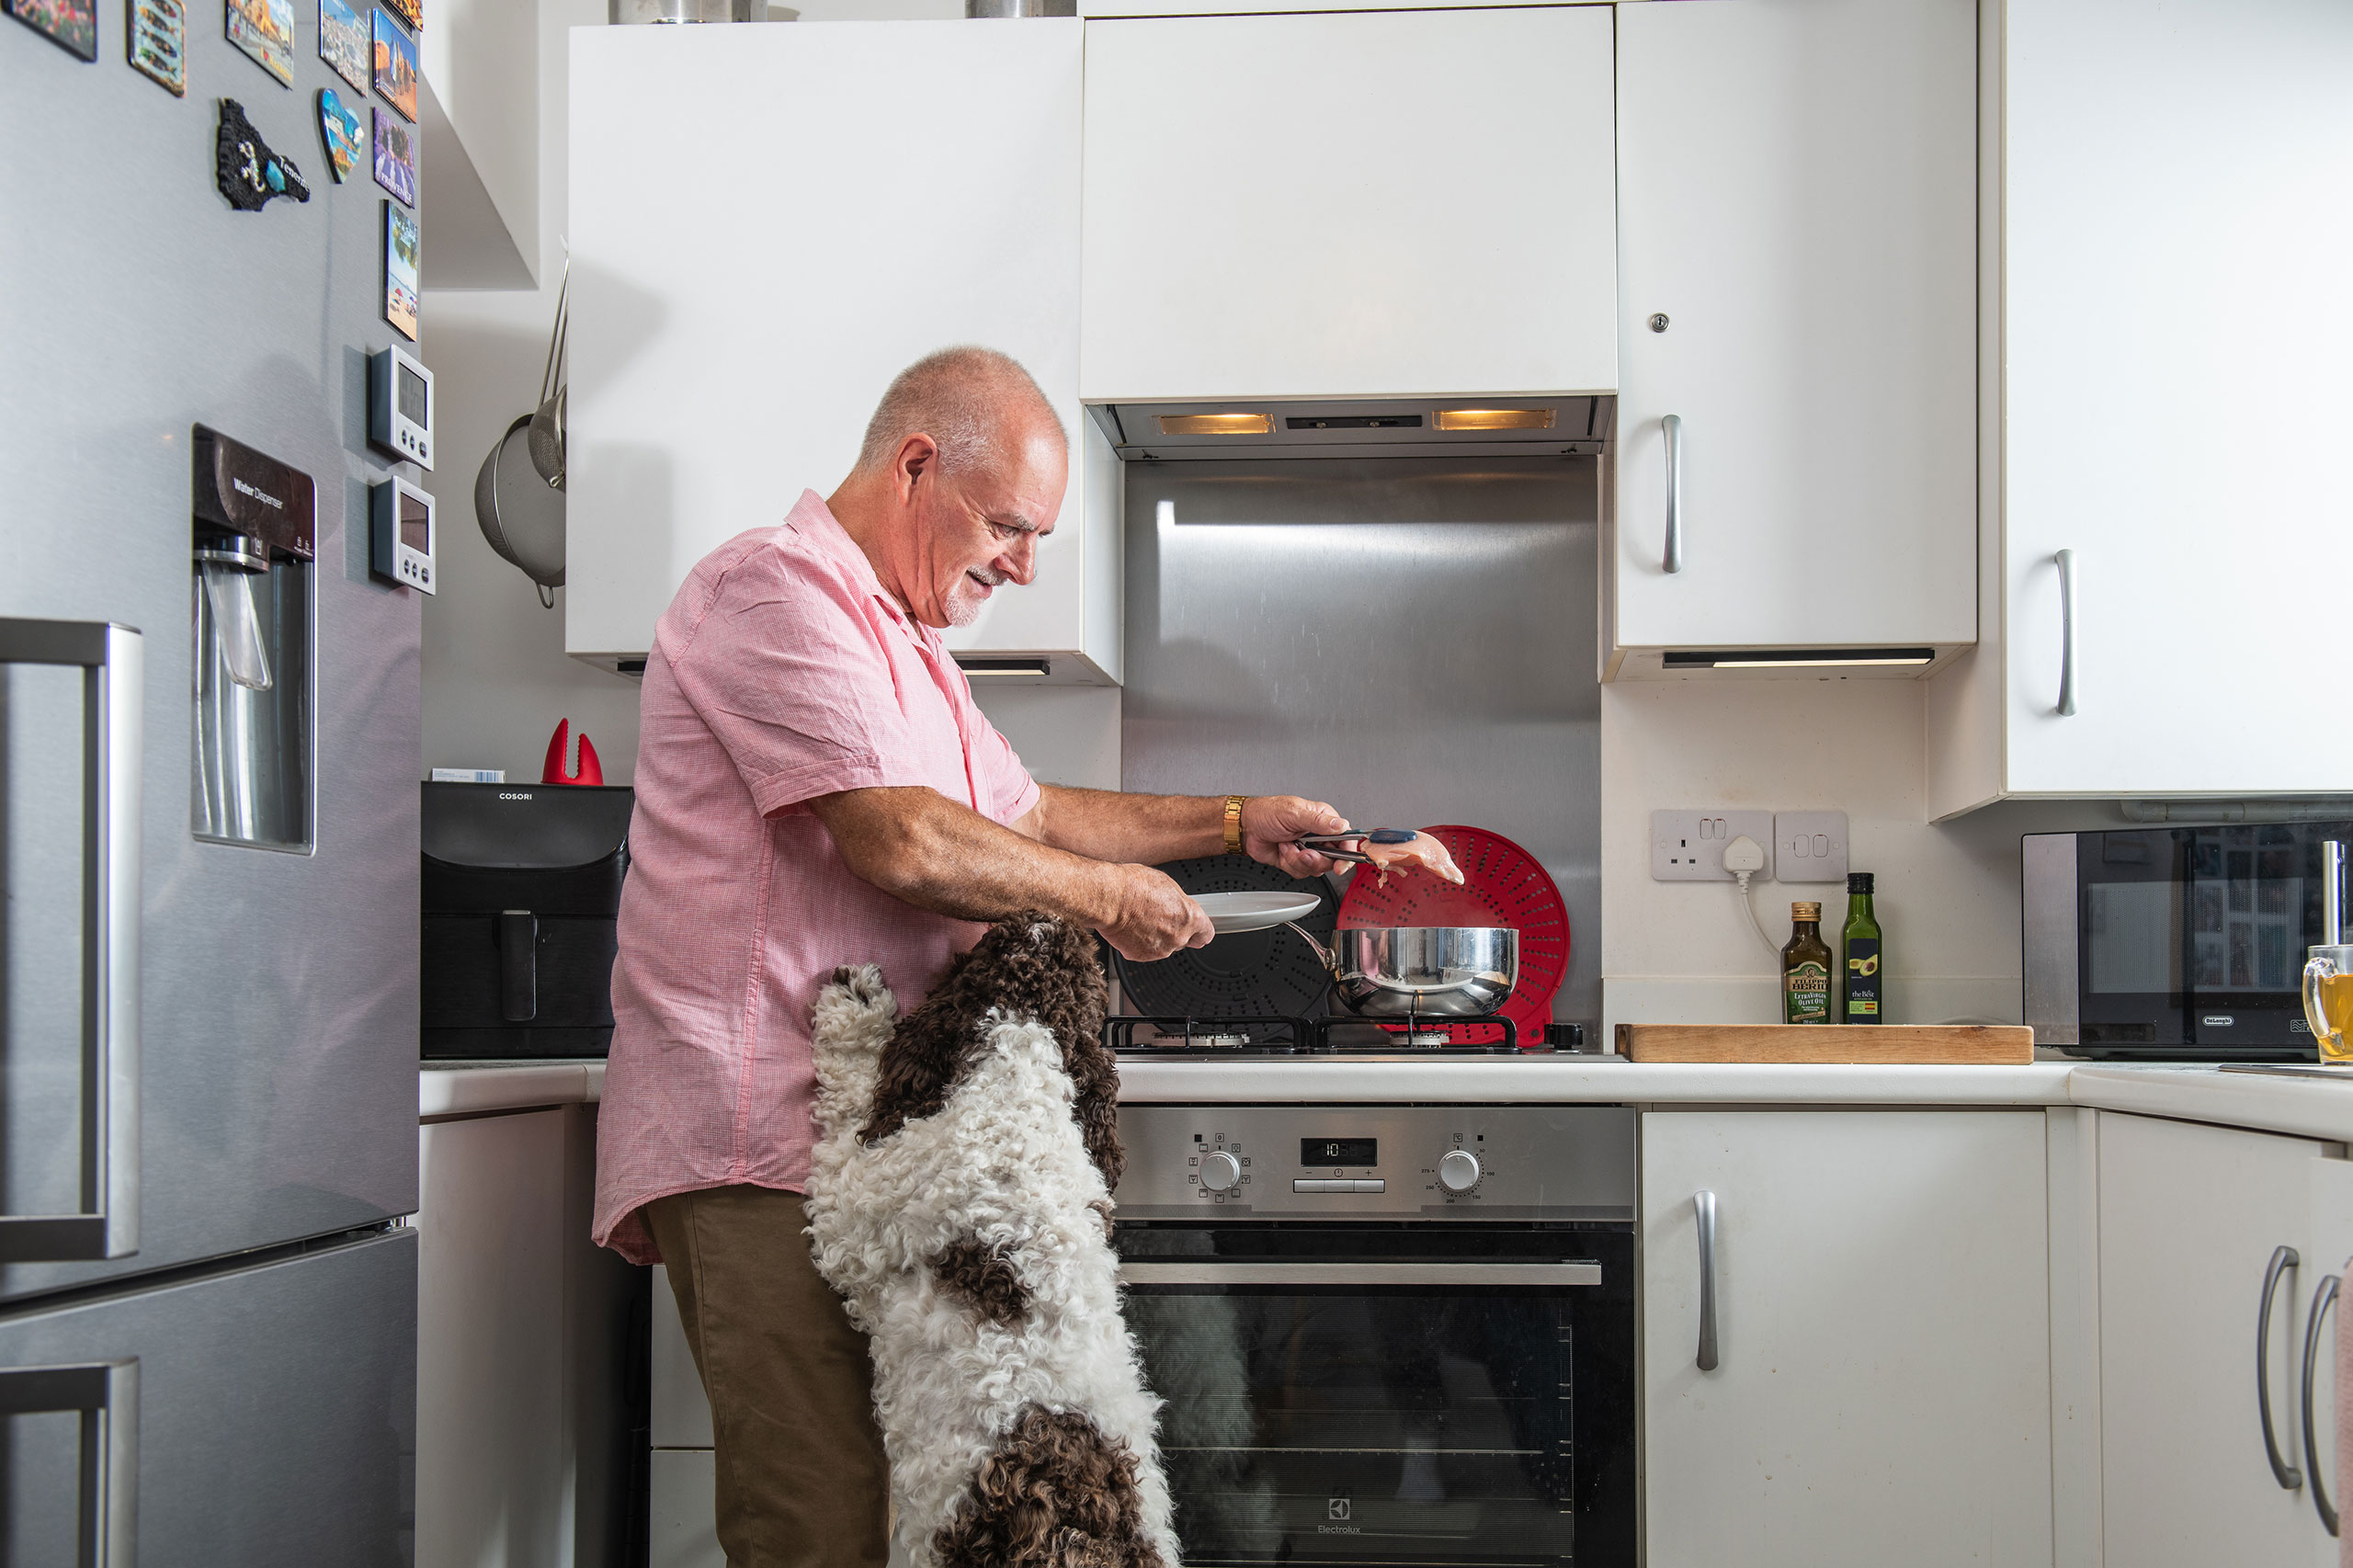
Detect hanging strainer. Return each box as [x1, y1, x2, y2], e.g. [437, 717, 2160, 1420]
[476, 260, 568, 606]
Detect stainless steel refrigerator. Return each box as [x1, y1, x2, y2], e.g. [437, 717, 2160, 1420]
[3, 6, 423, 1562]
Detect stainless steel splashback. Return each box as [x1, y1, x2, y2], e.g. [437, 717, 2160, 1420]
[1120, 457, 1601, 1027]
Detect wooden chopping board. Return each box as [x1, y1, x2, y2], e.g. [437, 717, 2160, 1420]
[1616, 1022, 2035, 1065]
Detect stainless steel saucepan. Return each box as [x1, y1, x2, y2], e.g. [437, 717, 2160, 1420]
[1279, 923, 1518, 1017]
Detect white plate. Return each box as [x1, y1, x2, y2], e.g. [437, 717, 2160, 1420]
[1195, 891, 1323, 935]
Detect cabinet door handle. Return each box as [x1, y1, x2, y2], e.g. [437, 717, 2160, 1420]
[0, 619, 142, 1264]
[0, 1359, 139, 1565]
[2302, 1273, 2340, 1537]
[2054, 549, 2079, 716]
[1694, 1188, 1719, 1371]
[2260, 1244, 2304, 1490]
[1662, 415, 1685, 574]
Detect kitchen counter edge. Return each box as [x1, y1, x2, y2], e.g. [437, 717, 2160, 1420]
[420, 1060, 607, 1119]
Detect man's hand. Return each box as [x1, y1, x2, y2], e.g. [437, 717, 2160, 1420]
[1099, 863, 1216, 962]
[1241, 795, 1351, 878]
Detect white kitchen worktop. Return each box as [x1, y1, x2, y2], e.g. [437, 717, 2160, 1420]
[419, 1061, 605, 1119]
[415, 1055, 2353, 1145]
[1115, 1056, 2353, 1145]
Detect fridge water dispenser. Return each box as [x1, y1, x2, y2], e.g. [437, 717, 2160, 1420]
[191, 425, 313, 850]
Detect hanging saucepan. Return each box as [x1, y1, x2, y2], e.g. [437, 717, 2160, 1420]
[1278, 923, 1518, 1017]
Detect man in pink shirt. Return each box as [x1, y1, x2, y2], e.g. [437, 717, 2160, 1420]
[595, 347, 1347, 1566]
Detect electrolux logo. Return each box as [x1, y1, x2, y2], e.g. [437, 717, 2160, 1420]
[231, 474, 285, 510]
[499, 791, 534, 801]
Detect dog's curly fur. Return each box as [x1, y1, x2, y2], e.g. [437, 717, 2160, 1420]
[805, 915, 1176, 1568]
[861, 915, 1120, 1192]
[932, 1405, 1162, 1568]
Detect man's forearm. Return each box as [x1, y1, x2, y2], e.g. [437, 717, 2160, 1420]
[1026, 784, 1233, 865]
[809, 786, 1132, 928]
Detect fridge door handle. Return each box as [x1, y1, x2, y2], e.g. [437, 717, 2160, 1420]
[0, 1358, 139, 1566]
[2302, 1274, 2341, 1538]
[0, 619, 142, 1263]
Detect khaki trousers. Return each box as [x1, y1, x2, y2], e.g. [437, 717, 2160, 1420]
[643, 1185, 890, 1568]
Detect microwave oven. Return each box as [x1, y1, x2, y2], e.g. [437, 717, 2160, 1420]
[2023, 822, 2352, 1059]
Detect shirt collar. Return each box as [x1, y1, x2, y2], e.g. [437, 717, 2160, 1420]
[783, 489, 932, 642]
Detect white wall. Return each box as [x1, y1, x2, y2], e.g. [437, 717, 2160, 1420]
[1601, 678, 2121, 1038]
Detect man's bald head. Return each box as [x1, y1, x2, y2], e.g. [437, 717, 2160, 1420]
[854, 346, 1066, 479]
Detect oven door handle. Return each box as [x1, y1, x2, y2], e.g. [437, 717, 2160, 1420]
[1117, 1262, 1602, 1287]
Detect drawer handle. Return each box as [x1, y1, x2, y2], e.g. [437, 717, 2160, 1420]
[1662, 415, 1685, 575]
[0, 1359, 139, 1564]
[2259, 1244, 2303, 1490]
[1695, 1188, 1719, 1371]
[2302, 1273, 2340, 1537]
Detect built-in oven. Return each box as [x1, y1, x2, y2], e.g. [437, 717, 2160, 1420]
[2024, 821, 2353, 1057]
[1111, 1105, 1636, 1567]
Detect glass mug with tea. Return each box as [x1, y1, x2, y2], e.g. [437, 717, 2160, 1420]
[2301, 946, 2353, 1064]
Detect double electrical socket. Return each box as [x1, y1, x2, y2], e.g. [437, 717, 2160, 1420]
[1650, 810, 1851, 883]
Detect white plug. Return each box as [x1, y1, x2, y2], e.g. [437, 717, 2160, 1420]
[1722, 835, 1781, 961]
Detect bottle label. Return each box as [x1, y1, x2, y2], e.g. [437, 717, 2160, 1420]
[1846, 940, 1882, 1021]
[1786, 960, 1831, 1024]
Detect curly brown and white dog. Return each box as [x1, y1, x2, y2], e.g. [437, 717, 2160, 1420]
[803, 913, 1178, 1568]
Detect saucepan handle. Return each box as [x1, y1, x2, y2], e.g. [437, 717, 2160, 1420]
[1295, 829, 1415, 865]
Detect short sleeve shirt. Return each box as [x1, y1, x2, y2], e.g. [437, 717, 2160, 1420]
[591, 492, 1039, 1264]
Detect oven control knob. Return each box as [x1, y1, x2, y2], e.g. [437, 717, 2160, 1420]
[1438, 1149, 1483, 1193]
[1199, 1151, 1242, 1192]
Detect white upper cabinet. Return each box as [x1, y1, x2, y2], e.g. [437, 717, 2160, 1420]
[1608, 0, 1977, 672]
[1079, 7, 1618, 403]
[568, 22, 1120, 683]
[1928, 0, 2353, 810]
[1642, 1110, 2053, 1568]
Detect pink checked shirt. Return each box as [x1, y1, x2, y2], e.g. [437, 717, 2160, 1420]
[592, 491, 1039, 1265]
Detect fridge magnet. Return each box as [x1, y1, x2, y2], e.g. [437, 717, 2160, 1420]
[316, 0, 367, 93]
[383, 200, 419, 341]
[370, 104, 414, 204]
[318, 86, 364, 182]
[6, 0, 98, 61]
[226, 0, 293, 85]
[370, 6, 416, 120]
[126, 0, 185, 91]
[216, 98, 312, 210]
[377, 0, 411, 36]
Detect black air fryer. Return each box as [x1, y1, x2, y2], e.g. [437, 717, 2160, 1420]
[422, 781, 633, 1059]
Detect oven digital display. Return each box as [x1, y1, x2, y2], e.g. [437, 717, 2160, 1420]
[1302, 1137, 1376, 1167]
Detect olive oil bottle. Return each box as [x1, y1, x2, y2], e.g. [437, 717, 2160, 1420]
[1781, 902, 1834, 1025]
[1843, 872, 1883, 1024]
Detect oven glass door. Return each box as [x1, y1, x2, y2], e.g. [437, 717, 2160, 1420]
[1115, 1225, 1634, 1568]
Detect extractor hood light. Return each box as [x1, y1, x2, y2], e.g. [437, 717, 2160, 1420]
[1665, 648, 1938, 670]
[1156, 413, 1274, 437]
[1434, 408, 1556, 432]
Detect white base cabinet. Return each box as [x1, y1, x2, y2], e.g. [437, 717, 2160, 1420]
[1927, 0, 2353, 810]
[2096, 1112, 2349, 1567]
[1608, 0, 1977, 672]
[1640, 1110, 2053, 1568]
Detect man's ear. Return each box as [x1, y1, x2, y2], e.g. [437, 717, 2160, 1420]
[894, 433, 939, 500]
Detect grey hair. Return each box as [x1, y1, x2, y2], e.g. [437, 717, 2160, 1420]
[854, 346, 1067, 478]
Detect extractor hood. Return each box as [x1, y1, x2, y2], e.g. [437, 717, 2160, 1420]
[1087, 397, 1612, 461]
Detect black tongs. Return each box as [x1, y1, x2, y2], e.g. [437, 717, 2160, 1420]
[1293, 828, 1417, 865]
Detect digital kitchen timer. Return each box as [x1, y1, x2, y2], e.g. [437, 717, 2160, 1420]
[368, 342, 434, 469]
[369, 475, 436, 594]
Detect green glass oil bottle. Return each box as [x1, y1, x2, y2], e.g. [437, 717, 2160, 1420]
[1843, 872, 1882, 1024]
[1781, 902, 1833, 1025]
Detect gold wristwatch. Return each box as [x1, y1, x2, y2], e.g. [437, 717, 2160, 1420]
[1223, 795, 1247, 856]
